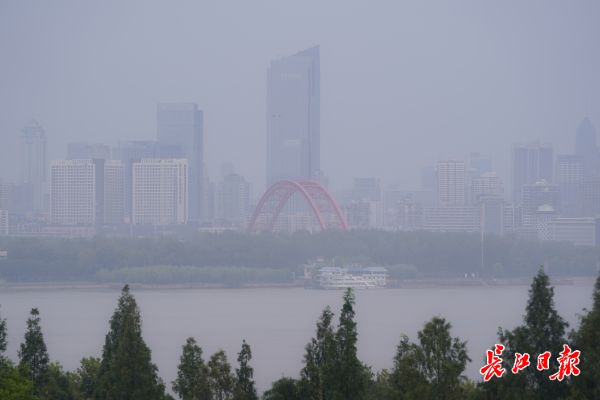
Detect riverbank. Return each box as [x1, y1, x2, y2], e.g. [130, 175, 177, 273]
[0, 276, 595, 291]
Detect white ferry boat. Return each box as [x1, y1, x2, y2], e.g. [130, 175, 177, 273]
[317, 266, 387, 289]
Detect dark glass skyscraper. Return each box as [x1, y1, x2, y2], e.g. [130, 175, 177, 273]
[267, 46, 320, 185]
[157, 103, 203, 222]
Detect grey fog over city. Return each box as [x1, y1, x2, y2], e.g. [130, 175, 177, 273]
[1, 1, 600, 399]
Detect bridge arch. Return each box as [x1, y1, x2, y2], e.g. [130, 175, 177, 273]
[247, 180, 348, 233]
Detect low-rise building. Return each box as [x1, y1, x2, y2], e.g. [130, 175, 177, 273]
[422, 206, 478, 232]
[545, 217, 599, 246]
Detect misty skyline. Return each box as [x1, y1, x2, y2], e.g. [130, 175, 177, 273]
[2, 1, 600, 192]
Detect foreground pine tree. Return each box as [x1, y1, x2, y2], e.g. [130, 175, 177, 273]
[96, 284, 168, 399]
[332, 288, 370, 400]
[569, 274, 600, 399]
[18, 308, 49, 395]
[297, 289, 370, 400]
[481, 267, 569, 399]
[173, 337, 212, 400]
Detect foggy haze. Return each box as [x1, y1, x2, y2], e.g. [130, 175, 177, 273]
[1, 1, 600, 192]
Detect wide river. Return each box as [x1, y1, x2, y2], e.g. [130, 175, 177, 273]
[0, 282, 595, 393]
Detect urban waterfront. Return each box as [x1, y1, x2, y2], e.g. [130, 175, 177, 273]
[0, 283, 594, 392]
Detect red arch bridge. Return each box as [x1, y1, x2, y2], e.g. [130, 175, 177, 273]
[247, 180, 349, 233]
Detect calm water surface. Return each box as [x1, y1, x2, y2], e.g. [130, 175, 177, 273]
[0, 283, 594, 392]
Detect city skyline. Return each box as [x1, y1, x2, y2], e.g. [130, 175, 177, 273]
[2, 2, 600, 192]
[2, 4, 600, 399]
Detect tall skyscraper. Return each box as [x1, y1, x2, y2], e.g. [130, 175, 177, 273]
[157, 104, 203, 223]
[436, 160, 466, 206]
[20, 120, 47, 211]
[267, 46, 320, 185]
[132, 159, 188, 225]
[511, 143, 553, 205]
[575, 117, 598, 177]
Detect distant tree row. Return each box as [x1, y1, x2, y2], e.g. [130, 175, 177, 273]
[2, 270, 600, 399]
[1, 230, 598, 282]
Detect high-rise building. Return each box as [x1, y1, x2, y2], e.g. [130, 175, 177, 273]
[103, 160, 125, 225]
[575, 117, 598, 177]
[157, 103, 203, 222]
[502, 203, 519, 234]
[556, 155, 584, 217]
[394, 199, 423, 231]
[579, 177, 600, 217]
[471, 172, 503, 203]
[512, 143, 553, 205]
[521, 180, 560, 225]
[51, 159, 104, 226]
[67, 142, 111, 160]
[0, 181, 7, 210]
[20, 120, 47, 211]
[112, 140, 182, 222]
[132, 159, 188, 225]
[556, 155, 584, 184]
[267, 46, 320, 185]
[215, 173, 251, 226]
[0, 210, 7, 236]
[436, 160, 466, 206]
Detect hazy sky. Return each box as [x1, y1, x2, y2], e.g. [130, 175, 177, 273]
[1, 1, 599, 193]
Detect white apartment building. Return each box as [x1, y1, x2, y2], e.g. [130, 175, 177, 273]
[51, 159, 101, 226]
[132, 159, 188, 225]
[437, 160, 466, 206]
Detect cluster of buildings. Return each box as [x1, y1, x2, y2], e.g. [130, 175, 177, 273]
[0, 104, 251, 237]
[0, 46, 323, 237]
[1, 44, 599, 247]
[341, 118, 600, 246]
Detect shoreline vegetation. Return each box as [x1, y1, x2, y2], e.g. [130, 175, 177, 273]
[1, 269, 600, 399]
[1, 230, 599, 286]
[0, 276, 595, 291]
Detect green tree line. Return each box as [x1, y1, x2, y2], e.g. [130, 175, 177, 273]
[1, 230, 598, 282]
[2, 270, 600, 399]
